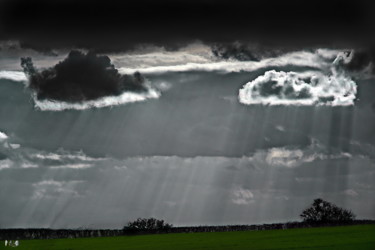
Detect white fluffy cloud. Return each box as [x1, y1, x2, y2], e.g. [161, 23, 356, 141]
[32, 180, 83, 199]
[265, 148, 304, 168]
[239, 69, 357, 106]
[232, 187, 255, 205]
[0, 159, 12, 170]
[257, 141, 352, 168]
[238, 51, 358, 106]
[0, 131, 8, 141]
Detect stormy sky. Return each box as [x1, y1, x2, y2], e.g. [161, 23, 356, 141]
[0, 0, 375, 228]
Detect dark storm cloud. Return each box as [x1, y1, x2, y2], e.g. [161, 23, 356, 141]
[0, 0, 374, 51]
[21, 50, 147, 102]
[211, 42, 289, 62]
[212, 43, 262, 62]
[344, 48, 375, 74]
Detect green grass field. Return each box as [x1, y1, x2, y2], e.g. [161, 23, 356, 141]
[2, 225, 374, 250]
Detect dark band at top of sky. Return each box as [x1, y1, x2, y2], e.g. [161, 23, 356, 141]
[0, 0, 374, 51]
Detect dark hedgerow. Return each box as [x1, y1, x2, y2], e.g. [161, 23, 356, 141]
[123, 218, 173, 234]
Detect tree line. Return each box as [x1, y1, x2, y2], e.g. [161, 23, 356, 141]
[123, 198, 356, 233]
[0, 198, 367, 240]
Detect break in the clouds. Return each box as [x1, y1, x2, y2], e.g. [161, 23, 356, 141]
[239, 52, 357, 106]
[20, 50, 159, 110]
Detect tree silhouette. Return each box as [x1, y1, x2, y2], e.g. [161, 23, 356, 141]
[300, 198, 355, 223]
